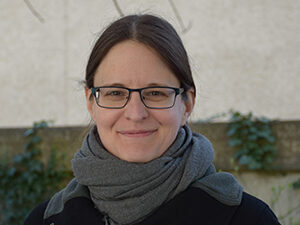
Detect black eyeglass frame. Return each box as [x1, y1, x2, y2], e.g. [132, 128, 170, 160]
[91, 86, 185, 109]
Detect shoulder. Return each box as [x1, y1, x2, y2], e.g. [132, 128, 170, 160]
[185, 188, 281, 225]
[139, 187, 281, 225]
[140, 187, 238, 225]
[231, 192, 281, 225]
[24, 200, 49, 225]
[24, 197, 104, 225]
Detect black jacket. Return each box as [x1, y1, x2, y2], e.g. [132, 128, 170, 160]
[24, 187, 280, 225]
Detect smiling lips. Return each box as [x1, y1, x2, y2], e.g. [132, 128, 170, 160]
[118, 129, 157, 137]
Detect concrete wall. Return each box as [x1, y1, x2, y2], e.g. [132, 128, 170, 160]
[0, 121, 299, 223]
[1, 0, 300, 128]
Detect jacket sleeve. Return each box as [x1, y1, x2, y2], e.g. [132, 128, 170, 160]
[23, 200, 49, 225]
[254, 205, 281, 225]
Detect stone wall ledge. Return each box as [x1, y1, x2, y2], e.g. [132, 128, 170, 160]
[189, 121, 300, 171]
[1, 121, 299, 171]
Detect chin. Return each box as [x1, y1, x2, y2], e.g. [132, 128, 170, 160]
[119, 150, 158, 163]
[120, 154, 153, 163]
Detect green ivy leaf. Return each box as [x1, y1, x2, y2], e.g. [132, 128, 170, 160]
[248, 160, 262, 170]
[13, 154, 24, 163]
[247, 134, 258, 141]
[227, 127, 236, 136]
[238, 155, 252, 165]
[227, 110, 277, 171]
[229, 138, 242, 147]
[0, 121, 71, 225]
[7, 167, 16, 177]
[24, 129, 34, 137]
[31, 136, 41, 144]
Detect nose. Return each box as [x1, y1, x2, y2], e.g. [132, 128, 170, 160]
[123, 92, 149, 121]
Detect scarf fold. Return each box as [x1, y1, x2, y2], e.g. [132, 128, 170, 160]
[44, 125, 243, 225]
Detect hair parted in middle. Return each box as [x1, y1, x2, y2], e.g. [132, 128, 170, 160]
[85, 14, 196, 99]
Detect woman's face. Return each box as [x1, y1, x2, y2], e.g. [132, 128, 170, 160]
[86, 40, 194, 163]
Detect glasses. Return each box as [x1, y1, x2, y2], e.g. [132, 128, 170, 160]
[91, 86, 184, 109]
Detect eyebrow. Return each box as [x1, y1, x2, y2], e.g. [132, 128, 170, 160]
[147, 82, 171, 87]
[101, 83, 126, 87]
[97, 82, 173, 87]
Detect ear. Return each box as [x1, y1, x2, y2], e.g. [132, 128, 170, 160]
[180, 88, 195, 126]
[85, 87, 96, 122]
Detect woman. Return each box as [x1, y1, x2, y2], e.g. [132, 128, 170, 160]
[24, 14, 280, 225]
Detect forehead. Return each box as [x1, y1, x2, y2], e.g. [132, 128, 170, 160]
[93, 40, 180, 87]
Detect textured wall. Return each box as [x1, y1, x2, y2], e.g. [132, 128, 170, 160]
[1, 121, 300, 170]
[0, 0, 299, 127]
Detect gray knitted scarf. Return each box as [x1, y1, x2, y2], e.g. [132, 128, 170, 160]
[44, 125, 243, 225]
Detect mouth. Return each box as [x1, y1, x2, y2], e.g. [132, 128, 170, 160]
[118, 129, 157, 138]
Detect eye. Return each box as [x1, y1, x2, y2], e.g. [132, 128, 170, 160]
[150, 91, 164, 96]
[144, 89, 170, 97]
[104, 89, 127, 96]
[108, 91, 122, 96]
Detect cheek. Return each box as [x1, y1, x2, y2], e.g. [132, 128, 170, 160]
[159, 110, 182, 127]
[169, 100, 186, 126]
[93, 108, 120, 135]
[153, 104, 185, 134]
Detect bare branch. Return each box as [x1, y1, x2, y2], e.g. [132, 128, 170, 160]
[168, 0, 192, 34]
[112, 0, 124, 17]
[24, 0, 45, 23]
